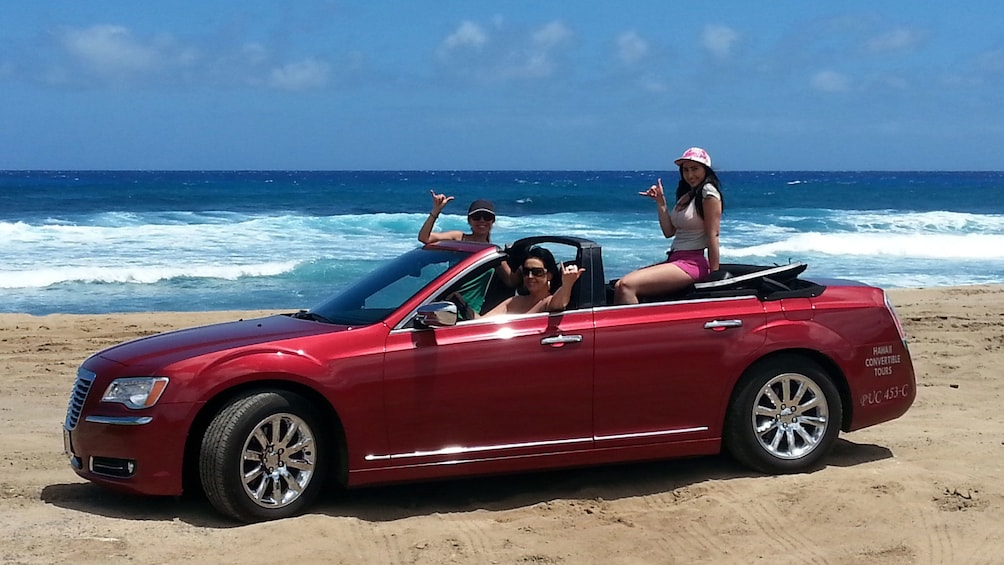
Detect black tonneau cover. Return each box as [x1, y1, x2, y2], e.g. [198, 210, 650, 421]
[695, 262, 808, 290]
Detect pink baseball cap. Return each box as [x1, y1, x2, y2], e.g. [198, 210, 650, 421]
[674, 147, 712, 168]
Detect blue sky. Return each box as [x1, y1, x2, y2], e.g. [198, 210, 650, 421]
[2, 1, 1003, 171]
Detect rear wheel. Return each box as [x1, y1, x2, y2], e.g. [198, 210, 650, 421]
[200, 391, 326, 522]
[724, 355, 842, 474]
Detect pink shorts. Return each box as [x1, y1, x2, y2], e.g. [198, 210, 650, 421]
[666, 249, 710, 281]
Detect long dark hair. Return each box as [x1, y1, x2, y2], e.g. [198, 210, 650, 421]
[524, 246, 561, 293]
[675, 166, 723, 219]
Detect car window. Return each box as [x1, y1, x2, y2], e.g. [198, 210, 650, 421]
[309, 247, 471, 325]
[435, 259, 503, 321]
[367, 260, 453, 309]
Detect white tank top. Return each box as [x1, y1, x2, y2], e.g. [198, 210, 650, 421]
[668, 183, 721, 252]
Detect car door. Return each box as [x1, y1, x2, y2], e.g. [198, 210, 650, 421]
[591, 296, 766, 447]
[378, 309, 595, 467]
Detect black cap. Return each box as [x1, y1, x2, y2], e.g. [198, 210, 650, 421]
[467, 199, 495, 215]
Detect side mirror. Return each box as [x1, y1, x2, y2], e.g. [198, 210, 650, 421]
[415, 301, 459, 328]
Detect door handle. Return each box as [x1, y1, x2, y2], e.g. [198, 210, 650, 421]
[704, 319, 742, 331]
[541, 334, 583, 345]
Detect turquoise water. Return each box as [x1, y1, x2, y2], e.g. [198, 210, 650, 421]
[3, 170, 1003, 314]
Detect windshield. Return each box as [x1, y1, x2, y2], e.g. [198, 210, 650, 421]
[308, 247, 472, 325]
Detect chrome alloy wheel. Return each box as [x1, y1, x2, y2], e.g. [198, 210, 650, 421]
[751, 372, 830, 460]
[240, 412, 317, 509]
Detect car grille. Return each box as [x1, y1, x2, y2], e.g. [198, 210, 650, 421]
[65, 367, 96, 430]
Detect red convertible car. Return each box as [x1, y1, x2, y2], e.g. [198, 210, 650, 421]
[63, 236, 916, 522]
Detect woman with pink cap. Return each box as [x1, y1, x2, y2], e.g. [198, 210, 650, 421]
[614, 147, 723, 304]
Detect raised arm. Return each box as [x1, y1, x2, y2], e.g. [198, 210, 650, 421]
[640, 178, 675, 238]
[418, 190, 463, 243]
[543, 263, 586, 312]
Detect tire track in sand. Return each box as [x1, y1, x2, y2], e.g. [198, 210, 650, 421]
[629, 484, 733, 560]
[706, 481, 834, 564]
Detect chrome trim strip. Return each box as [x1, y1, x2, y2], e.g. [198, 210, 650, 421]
[84, 415, 153, 426]
[366, 436, 591, 461]
[366, 426, 708, 461]
[594, 426, 708, 442]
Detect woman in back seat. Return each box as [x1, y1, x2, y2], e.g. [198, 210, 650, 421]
[418, 191, 520, 314]
[614, 147, 723, 304]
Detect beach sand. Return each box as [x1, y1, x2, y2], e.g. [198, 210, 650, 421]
[2, 287, 1002, 564]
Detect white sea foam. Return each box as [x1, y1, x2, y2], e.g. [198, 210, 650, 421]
[3, 207, 1003, 293]
[728, 232, 1004, 260]
[0, 262, 301, 289]
[834, 210, 1004, 233]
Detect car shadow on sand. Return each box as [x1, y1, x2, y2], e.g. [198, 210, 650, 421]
[41, 438, 892, 527]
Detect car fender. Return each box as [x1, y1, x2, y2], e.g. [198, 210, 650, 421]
[171, 339, 387, 474]
[730, 317, 856, 422]
[733, 318, 850, 389]
[761, 317, 858, 369]
[164, 345, 331, 404]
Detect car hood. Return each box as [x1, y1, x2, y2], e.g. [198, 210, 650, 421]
[94, 314, 350, 368]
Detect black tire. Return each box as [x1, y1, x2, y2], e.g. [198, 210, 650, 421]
[724, 355, 842, 474]
[200, 391, 326, 522]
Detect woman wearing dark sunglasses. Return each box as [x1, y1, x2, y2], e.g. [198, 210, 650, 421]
[481, 246, 585, 317]
[418, 190, 500, 245]
[419, 190, 522, 316]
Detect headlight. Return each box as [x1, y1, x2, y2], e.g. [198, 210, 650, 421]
[101, 377, 170, 409]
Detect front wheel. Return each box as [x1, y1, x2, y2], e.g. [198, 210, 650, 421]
[724, 355, 842, 474]
[200, 391, 326, 522]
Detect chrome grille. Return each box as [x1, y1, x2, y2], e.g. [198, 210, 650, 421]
[65, 367, 96, 430]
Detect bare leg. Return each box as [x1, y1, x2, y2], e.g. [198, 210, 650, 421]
[614, 262, 695, 305]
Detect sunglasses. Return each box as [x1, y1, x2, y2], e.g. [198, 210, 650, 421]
[469, 212, 495, 222]
[522, 267, 547, 277]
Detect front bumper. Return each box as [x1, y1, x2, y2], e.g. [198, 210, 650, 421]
[64, 402, 194, 496]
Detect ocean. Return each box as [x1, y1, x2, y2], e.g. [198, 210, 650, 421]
[3, 170, 1003, 315]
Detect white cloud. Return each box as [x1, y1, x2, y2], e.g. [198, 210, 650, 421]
[637, 74, 667, 93]
[880, 75, 909, 89]
[437, 19, 573, 82]
[976, 48, 1004, 73]
[702, 25, 739, 59]
[267, 58, 330, 90]
[499, 52, 554, 79]
[241, 43, 270, 66]
[39, 24, 339, 90]
[864, 28, 924, 54]
[532, 21, 572, 48]
[941, 73, 983, 88]
[497, 21, 573, 79]
[442, 21, 489, 51]
[59, 25, 163, 76]
[617, 31, 649, 65]
[810, 70, 851, 92]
